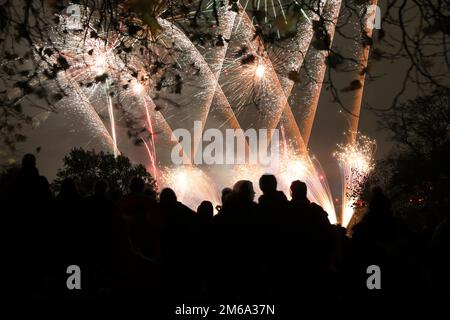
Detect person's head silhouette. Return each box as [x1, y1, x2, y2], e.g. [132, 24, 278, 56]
[233, 180, 255, 202]
[160, 188, 177, 205]
[129, 177, 145, 194]
[290, 180, 307, 201]
[198, 201, 214, 219]
[144, 187, 157, 201]
[22, 153, 39, 175]
[259, 174, 277, 194]
[21, 153, 36, 169]
[221, 187, 232, 204]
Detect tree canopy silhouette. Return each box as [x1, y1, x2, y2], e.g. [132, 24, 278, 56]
[53, 148, 156, 195]
[359, 88, 450, 230]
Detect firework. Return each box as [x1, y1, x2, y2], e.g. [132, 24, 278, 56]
[347, 0, 379, 144]
[159, 165, 221, 210]
[334, 133, 376, 226]
[289, 0, 342, 145]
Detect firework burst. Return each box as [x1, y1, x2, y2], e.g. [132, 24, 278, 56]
[159, 165, 221, 210]
[334, 133, 376, 226]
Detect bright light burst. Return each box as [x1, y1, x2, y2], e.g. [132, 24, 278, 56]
[159, 165, 221, 210]
[255, 62, 266, 78]
[334, 133, 376, 227]
[133, 82, 145, 95]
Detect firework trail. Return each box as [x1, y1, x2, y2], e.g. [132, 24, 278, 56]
[104, 78, 119, 157]
[287, 0, 342, 146]
[42, 7, 187, 174]
[226, 2, 336, 151]
[265, 0, 329, 95]
[223, 5, 292, 131]
[347, 0, 379, 145]
[334, 133, 376, 226]
[193, 5, 246, 133]
[156, 18, 243, 153]
[334, 1, 378, 225]
[55, 73, 118, 154]
[137, 10, 243, 202]
[232, 1, 330, 147]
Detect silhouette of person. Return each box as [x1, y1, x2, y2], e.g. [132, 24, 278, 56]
[258, 174, 288, 212]
[257, 174, 289, 297]
[84, 179, 114, 293]
[53, 177, 85, 292]
[159, 188, 197, 298]
[114, 177, 161, 297]
[217, 180, 260, 298]
[196, 200, 214, 295]
[116, 177, 160, 261]
[288, 180, 333, 297]
[198, 200, 214, 220]
[351, 187, 396, 252]
[216, 187, 232, 213]
[7, 154, 53, 297]
[349, 187, 406, 297]
[9, 154, 51, 214]
[57, 177, 81, 201]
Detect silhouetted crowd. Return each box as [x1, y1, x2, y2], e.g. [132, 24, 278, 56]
[3, 154, 450, 300]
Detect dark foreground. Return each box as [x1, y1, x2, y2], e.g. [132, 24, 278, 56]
[1, 155, 450, 308]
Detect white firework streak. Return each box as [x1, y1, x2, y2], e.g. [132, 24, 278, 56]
[157, 18, 234, 125]
[232, 1, 341, 150]
[271, 0, 328, 85]
[228, 5, 301, 142]
[334, 134, 376, 227]
[205, 5, 239, 77]
[286, 0, 343, 146]
[55, 73, 118, 153]
[116, 86, 191, 165]
[154, 13, 249, 189]
[347, 0, 378, 145]
[149, 9, 242, 204]
[333, 1, 378, 225]
[157, 18, 242, 149]
[203, 7, 249, 131]
[194, 5, 246, 131]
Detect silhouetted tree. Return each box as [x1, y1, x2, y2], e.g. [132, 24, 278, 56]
[361, 88, 450, 230]
[52, 148, 156, 195]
